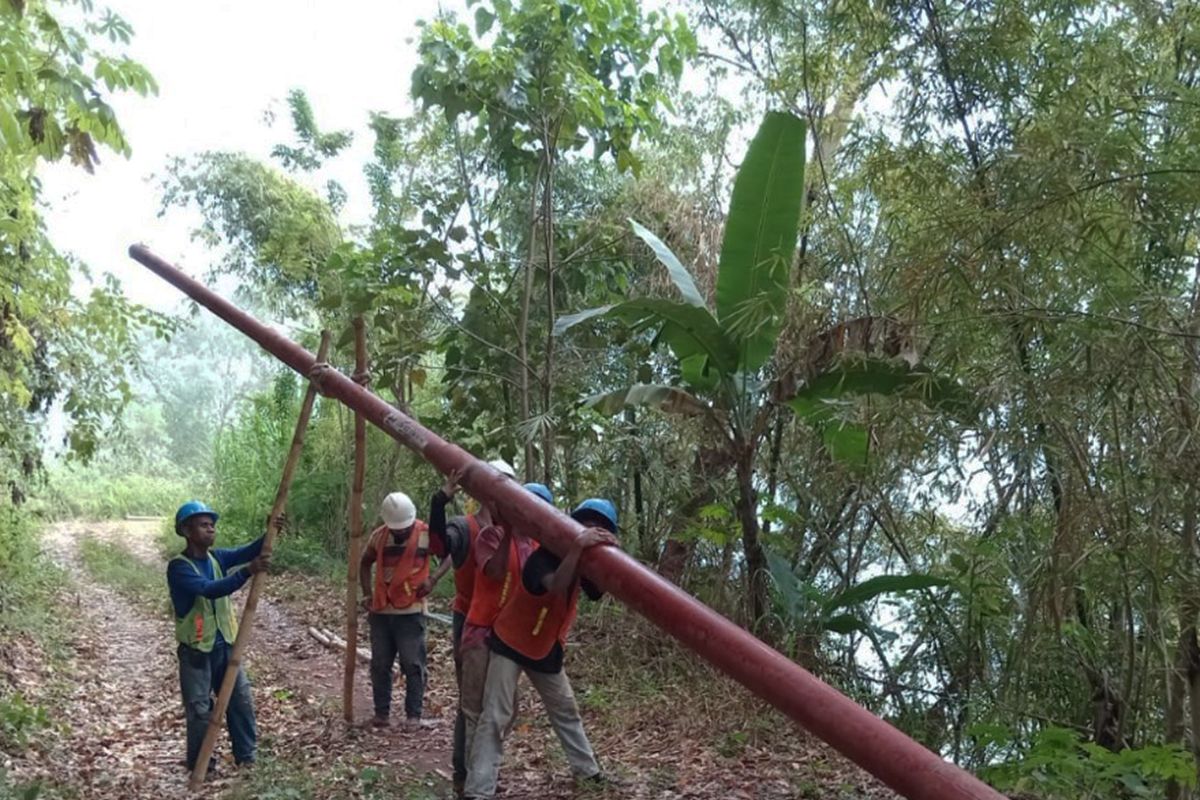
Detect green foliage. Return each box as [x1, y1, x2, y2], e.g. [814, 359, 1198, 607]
[556, 297, 739, 386]
[412, 0, 695, 174]
[628, 219, 705, 308]
[556, 110, 807, 399]
[0, 692, 50, 752]
[1, 0, 163, 501]
[715, 111, 807, 371]
[0, 507, 64, 641]
[766, 549, 948, 639]
[583, 384, 710, 418]
[787, 357, 977, 425]
[978, 726, 1196, 799]
[158, 152, 341, 313]
[271, 89, 353, 172]
[45, 465, 189, 520]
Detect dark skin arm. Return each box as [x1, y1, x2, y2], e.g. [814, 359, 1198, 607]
[545, 528, 618, 597]
[420, 468, 462, 597]
[478, 502, 514, 582]
[421, 556, 453, 598]
[359, 539, 377, 610]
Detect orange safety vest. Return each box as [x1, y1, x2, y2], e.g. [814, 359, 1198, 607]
[465, 532, 526, 627]
[371, 521, 430, 612]
[451, 515, 480, 616]
[492, 572, 580, 661]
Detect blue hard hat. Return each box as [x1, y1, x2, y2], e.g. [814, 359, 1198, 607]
[570, 498, 617, 532]
[523, 482, 554, 504]
[175, 500, 218, 535]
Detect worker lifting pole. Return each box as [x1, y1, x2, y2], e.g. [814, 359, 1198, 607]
[189, 328, 331, 788]
[129, 243, 1005, 800]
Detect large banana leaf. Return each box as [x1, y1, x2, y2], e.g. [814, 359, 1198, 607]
[716, 111, 807, 372]
[820, 421, 869, 468]
[824, 573, 950, 612]
[555, 298, 739, 378]
[785, 356, 977, 422]
[629, 218, 706, 308]
[583, 383, 710, 417]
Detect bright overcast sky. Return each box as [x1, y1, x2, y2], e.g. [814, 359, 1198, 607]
[40, 0, 467, 311]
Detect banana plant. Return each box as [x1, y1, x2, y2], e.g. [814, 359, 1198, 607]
[555, 110, 970, 626]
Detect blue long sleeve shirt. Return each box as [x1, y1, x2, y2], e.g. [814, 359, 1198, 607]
[167, 537, 265, 645]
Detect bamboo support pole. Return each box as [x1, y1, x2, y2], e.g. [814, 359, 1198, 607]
[343, 316, 368, 723]
[188, 330, 331, 789]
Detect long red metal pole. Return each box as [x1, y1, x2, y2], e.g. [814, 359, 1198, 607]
[130, 244, 1004, 800]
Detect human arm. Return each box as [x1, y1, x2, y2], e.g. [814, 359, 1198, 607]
[359, 531, 378, 602]
[213, 536, 264, 572]
[429, 472, 469, 565]
[419, 555, 454, 598]
[477, 509, 512, 582]
[167, 558, 255, 613]
[428, 473, 456, 554]
[544, 528, 617, 598]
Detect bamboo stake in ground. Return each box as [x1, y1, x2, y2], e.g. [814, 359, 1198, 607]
[188, 331, 331, 790]
[343, 316, 368, 723]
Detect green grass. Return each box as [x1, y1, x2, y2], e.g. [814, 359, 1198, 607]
[44, 466, 190, 521]
[79, 538, 168, 614]
[0, 768, 71, 800]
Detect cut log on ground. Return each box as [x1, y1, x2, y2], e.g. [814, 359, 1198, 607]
[309, 626, 370, 665]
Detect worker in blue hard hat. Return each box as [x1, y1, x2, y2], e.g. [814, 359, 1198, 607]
[166, 500, 278, 774]
[464, 498, 619, 799]
[427, 460, 515, 792]
[453, 480, 554, 796]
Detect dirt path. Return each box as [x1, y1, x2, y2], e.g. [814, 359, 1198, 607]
[11, 520, 456, 798]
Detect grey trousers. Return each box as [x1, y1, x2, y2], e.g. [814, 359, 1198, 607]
[178, 642, 256, 767]
[464, 652, 599, 798]
[459, 641, 492, 773]
[368, 613, 427, 719]
[452, 611, 467, 782]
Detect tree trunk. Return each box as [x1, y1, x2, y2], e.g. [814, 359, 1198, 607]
[540, 127, 557, 485]
[517, 160, 545, 481]
[343, 317, 368, 724]
[734, 447, 768, 632]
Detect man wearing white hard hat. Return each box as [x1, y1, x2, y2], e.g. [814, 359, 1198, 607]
[359, 491, 435, 729]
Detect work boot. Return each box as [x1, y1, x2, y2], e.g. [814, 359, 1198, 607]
[370, 714, 391, 729]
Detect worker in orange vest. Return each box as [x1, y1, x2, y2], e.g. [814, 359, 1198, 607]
[457, 479, 555, 794]
[463, 499, 618, 799]
[428, 458, 516, 791]
[359, 491, 436, 729]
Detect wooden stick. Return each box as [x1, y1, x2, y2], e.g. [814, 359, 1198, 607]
[343, 316, 368, 723]
[309, 626, 370, 665]
[188, 331, 331, 789]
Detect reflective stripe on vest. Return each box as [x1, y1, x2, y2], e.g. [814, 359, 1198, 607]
[452, 515, 480, 615]
[371, 521, 431, 612]
[492, 575, 579, 661]
[465, 534, 524, 627]
[171, 553, 239, 653]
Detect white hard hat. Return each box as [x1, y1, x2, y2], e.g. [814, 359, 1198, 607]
[487, 458, 516, 478]
[380, 491, 416, 529]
